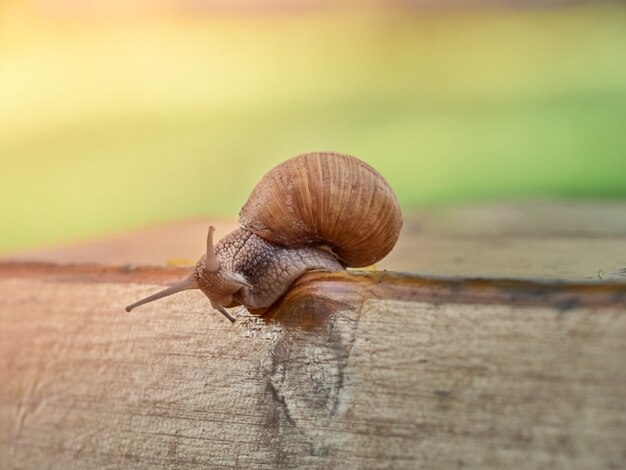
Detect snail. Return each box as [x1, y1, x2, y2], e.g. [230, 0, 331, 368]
[126, 152, 402, 322]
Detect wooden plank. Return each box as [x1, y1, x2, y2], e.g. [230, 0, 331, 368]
[1, 264, 625, 469]
[2, 201, 626, 469]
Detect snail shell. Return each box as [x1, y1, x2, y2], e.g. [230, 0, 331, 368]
[239, 152, 402, 267]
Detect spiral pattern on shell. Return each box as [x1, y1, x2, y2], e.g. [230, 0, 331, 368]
[239, 152, 402, 268]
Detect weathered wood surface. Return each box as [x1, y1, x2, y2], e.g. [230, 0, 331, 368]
[1, 202, 626, 469]
[7, 201, 626, 281]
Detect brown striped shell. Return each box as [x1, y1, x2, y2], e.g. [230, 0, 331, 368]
[239, 152, 402, 268]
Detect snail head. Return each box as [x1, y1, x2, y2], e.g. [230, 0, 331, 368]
[125, 226, 252, 323]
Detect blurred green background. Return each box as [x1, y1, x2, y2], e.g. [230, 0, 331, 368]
[1, 1, 625, 253]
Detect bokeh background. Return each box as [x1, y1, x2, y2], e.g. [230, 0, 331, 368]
[1, 0, 625, 253]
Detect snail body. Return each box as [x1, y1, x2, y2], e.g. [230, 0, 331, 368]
[126, 152, 402, 322]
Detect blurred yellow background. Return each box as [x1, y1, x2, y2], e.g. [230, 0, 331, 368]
[1, 1, 625, 253]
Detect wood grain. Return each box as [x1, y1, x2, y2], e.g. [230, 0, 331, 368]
[1, 264, 625, 469]
[2, 201, 626, 469]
